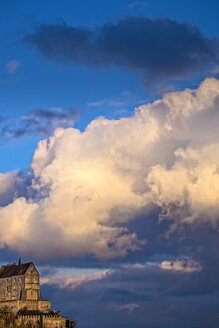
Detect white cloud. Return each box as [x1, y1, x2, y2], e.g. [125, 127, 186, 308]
[0, 172, 17, 195]
[0, 171, 24, 206]
[0, 78, 219, 258]
[114, 303, 140, 312]
[160, 259, 202, 273]
[41, 270, 110, 289]
[5, 59, 20, 74]
[147, 145, 219, 225]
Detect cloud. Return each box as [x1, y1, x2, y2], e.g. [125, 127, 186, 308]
[211, 65, 219, 74]
[5, 59, 20, 74]
[128, 1, 148, 9]
[0, 106, 79, 139]
[0, 172, 19, 206]
[41, 270, 110, 289]
[23, 17, 219, 83]
[87, 93, 147, 120]
[160, 259, 202, 273]
[0, 170, 32, 207]
[147, 145, 219, 226]
[41, 256, 219, 328]
[0, 78, 219, 259]
[112, 302, 140, 312]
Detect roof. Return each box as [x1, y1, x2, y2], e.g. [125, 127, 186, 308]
[0, 262, 33, 278]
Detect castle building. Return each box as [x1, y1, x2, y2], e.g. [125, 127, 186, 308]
[0, 261, 75, 327]
[0, 261, 50, 313]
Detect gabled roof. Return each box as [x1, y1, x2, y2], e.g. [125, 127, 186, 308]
[0, 262, 33, 278]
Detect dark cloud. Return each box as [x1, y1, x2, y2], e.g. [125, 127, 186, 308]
[23, 17, 219, 82]
[31, 205, 218, 327]
[1, 203, 219, 327]
[41, 257, 219, 328]
[0, 169, 32, 207]
[36, 213, 219, 327]
[0, 107, 79, 140]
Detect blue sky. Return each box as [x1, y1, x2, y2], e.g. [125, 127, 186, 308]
[1, 1, 219, 327]
[1, 0, 219, 171]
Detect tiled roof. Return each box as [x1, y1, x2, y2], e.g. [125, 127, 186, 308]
[0, 262, 32, 278]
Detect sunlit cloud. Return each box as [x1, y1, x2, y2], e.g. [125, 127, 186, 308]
[0, 78, 219, 259]
[41, 270, 111, 289]
[160, 259, 202, 273]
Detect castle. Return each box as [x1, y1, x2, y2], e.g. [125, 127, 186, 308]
[0, 260, 75, 327]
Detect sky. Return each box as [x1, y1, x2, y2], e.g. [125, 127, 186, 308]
[1, 0, 219, 327]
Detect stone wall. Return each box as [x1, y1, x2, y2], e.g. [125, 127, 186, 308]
[0, 263, 75, 327]
[24, 264, 41, 301]
[0, 300, 18, 313]
[38, 301, 51, 312]
[16, 314, 75, 327]
[0, 275, 25, 301]
[16, 314, 41, 327]
[0, 300, 51, 313]
[0, 263, 41, 302]
[18, 300, 51, 312]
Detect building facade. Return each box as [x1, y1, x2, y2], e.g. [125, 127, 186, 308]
[0, 261, 75, 327]
[0, 261, 50, 313]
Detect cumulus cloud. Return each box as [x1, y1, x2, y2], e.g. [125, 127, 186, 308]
[0, 78, 219, 259]
[0, 170, 32, 206]
[0, 172, 17, 195]
[23, 17, 219, 83]
[147, 145, 219, 226]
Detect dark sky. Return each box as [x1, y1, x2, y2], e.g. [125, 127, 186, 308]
[0, 1, 219, 327]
